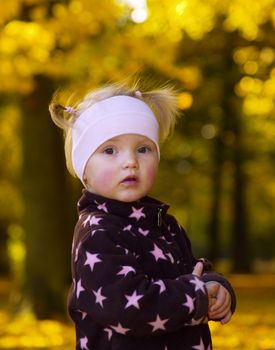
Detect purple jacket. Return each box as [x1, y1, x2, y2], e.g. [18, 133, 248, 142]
[68, 190, 236, 350]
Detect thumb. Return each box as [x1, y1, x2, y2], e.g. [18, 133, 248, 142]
[192, 262, 204, 277]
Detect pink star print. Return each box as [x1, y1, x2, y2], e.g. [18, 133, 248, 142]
[123, 225, 132, 231]
[91, 228, 105, 237]
[150, 244, 167, 261]
[90, 216, 102, 225]
[78, 310, 87, 320]
[116, 244, 129, 254]
[117, 266, 136, 276]
[82, 215, 91, 227]
[190, 277, 205, 293]
[74, 242, 81, 262]
[154, 280, 166, 294]
[76, 279, 85, 298]
[186, 316, 205, 326]
[93, 287, 107, 308]
[166, 252, 175, 263]
[123, 224, 132, 231]
[138, 227, 150, 236]
[183, 293, 195, 314]
[111, 322, 130, 335]
[80, 336, 89, 350]
[82, 215, 102, 227]
[84, 252, 102, 271]
[148, 314, 169, 332]
[125, 290, 143, 309]
[193, 337, 206, 350]
[129, 207, 146, 221]
[104, 328, 113, 340]
[96, 202, 108, 213]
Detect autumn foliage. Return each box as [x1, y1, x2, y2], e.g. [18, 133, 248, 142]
[0, 0, 275, 348]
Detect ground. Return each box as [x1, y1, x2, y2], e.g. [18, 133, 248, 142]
[0, 274, 274, 349]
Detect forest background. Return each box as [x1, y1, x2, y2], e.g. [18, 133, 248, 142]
[0, 0, 275, 349]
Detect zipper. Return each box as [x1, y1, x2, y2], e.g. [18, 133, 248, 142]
[158, 208, 162, 227]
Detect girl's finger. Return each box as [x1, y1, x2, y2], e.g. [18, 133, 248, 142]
[220, 311, 232, 325]
[209, 293, 231, 318]
[192, 262, 204, 277]
[210, 287, 230, 312]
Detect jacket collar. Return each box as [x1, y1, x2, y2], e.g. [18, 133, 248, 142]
[77, 190, 169, 229]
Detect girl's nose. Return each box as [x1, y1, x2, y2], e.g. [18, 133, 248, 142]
[122, 152, 138, 169]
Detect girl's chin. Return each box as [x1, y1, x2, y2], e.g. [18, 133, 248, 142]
[113, 190, 145, 203]
[87, 187, 150, 202]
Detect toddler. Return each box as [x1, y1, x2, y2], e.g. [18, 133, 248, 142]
[49, 80, 236, 350]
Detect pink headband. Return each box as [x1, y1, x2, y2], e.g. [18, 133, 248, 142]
[72, 95, 160, 181]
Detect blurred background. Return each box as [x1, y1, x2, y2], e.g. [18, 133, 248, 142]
[0, 0, 275, 349]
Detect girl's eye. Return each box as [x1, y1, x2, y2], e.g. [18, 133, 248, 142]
[103, 147, 116, 155]
[138, 145, 151, 154]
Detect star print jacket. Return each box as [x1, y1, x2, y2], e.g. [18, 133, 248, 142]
[68, 190, 236, 350]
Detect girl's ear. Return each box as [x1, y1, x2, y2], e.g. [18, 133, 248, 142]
[82, 174, 88, 184]
[83, 178, 89, 189]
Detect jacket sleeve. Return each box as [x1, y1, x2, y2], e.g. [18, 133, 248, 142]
[201, 272, 237, 315]
[71, 222, 209, 337]
[171, 219, 237, 316]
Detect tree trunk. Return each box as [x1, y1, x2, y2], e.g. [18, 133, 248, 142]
[207, 135, 223, 263]
[0, 221, 10, 276]
[21, 75, 73, 318]
[231, 102, 251, 272]
[221, 54, 251, 272]
[198, 28, 252, 271]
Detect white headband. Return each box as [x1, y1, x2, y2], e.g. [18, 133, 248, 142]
[72, 95, 160, 181]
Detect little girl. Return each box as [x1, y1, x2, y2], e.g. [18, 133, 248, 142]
[49, 80, 236, 350]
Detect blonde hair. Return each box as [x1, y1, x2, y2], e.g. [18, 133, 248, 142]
[49, 78, 181, 177]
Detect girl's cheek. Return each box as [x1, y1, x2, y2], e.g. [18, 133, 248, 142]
[94, 169, 116, 187]
[147, 165, 158, 184]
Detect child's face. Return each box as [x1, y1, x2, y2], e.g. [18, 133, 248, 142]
[83, 134, 159, 202]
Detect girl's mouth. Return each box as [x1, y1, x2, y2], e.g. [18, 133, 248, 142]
[121, 176, 138, 185]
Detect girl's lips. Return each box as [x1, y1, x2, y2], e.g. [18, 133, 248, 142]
[121, 176, 138, 184]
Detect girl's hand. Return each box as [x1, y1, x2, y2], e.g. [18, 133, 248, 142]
[192, 261, 204, 277]
[191, 263, 232, 325]
[206, 282, 232, 324]
[191, 262, 209, 324]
